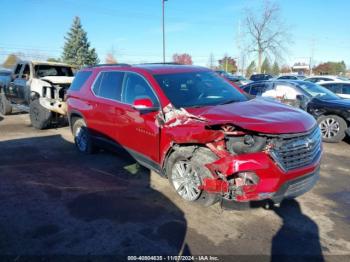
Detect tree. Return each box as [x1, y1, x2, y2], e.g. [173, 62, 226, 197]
[47, 58, 61, 63]
[246, 61, 256, 77]
[313, 61, 346, 75]
[280, 64, 291, 74]
[272, 61, 280, 75]
[243, 1, 290, 73]
[105, 53, 117, 64]
[62, 16, 99, 67]
[2, 54, 19, 68]
[218, 55, 237, 73]
[173, 53, 193, 65]
[261, 58, 271, 74]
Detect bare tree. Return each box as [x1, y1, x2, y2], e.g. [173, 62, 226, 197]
[105, 53, 117, 64]
[243, 1, 290, 73]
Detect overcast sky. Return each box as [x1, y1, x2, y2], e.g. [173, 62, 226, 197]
[0, 0, 349, 67]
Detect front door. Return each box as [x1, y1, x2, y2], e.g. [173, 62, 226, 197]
[118, 72, 161, 166]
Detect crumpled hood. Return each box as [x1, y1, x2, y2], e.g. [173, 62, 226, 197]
[40, 76, 74, 85]
[186, 98, 316, 134]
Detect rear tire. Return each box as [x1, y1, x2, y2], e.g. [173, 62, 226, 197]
[318, 115, 347, 143]
[166, 147, 220, 207]
[0, 92, 12, 115]
[29, 99, 52, 129]
[72, 118, 96, 154]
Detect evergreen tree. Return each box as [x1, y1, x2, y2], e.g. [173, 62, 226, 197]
[62, 17, 99, 67]
[272, 61, 280, 76]
[246, 61, 256, 77]
[261, 58, 271, 74]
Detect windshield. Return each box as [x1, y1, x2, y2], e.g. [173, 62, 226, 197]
[34, 65, 73, 77]
[297, 82, 339, 100]
[154, 71, 247, 108]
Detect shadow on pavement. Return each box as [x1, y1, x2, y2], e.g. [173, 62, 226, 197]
[0, 135, 190, 256]
[0, 115, 3, 122]
[271, 199, 324, 262]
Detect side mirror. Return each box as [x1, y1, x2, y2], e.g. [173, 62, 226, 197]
[132, 98, 159, 112]
[296, 94, 309, 110]
[296, 94, 305, 101]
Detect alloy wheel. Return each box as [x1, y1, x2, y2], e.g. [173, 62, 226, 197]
[75, 126, 88, 152]
[171, 160, 201, 201]
[319, 117, 340, 139]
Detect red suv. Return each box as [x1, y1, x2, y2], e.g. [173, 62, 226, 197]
[67, 64, 322, 207]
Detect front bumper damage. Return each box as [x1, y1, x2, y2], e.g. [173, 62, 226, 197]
[201, 151, 321, 205]
[39, 97, 67, 115]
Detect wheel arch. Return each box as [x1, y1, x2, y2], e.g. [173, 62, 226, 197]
[68, 110, 87, 131]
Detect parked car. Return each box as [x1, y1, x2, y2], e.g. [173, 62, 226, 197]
[0, 69, 13, 90]
[318, 81, 350, 99]
[249, 73, 273, 81]
[215, 70, 251, 86]
[242, 80, 350, 142]
[277, 75, 306, 80]
[304, 75, 348, 83]
[67, 64, 321, 208]
[0, 60, 75, 129]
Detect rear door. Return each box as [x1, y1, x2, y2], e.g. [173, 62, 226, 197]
[88, 70, 125, 141]
[118, 72, 161, 165]
[14, 63, 31, 104]
[5, 63, 23, 102]
[341, 84, 350, 99]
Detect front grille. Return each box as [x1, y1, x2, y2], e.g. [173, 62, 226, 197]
[270, 127, 322, 171]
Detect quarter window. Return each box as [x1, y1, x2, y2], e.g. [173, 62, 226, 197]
[92, 71, 124, 101]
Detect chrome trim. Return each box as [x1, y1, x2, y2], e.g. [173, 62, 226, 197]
[270, 127, 322, 172]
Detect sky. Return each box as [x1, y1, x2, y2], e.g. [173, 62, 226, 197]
[0, 0, 350, 68]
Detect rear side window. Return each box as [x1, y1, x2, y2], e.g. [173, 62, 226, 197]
[343, 84, 350, 95]
[14, 64, 23, 75]
[70, 71, 92, 91]
[323, 83, 341, 93]
[250, 83, 267, 95]
[92, 71, 124, 101]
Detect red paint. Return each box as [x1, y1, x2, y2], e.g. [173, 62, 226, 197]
[67, 64, 322, 203]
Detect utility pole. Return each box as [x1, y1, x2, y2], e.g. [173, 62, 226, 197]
[310, 38, 315, 76]
[162, 0, 167, 63]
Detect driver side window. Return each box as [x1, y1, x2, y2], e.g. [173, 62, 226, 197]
[122, 73, 159, 107]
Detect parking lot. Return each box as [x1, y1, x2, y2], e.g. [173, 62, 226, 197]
[0, 113, 350, 259]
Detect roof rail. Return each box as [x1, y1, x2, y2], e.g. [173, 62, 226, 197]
[85, 63, 131, 68]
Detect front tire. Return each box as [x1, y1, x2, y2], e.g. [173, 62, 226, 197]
[0, 92, 12, 115]
[166, 147, 220, 207]
[29, 99, 52, 129]
[72, 118, 96, 154]
[318, 115, 347, 143]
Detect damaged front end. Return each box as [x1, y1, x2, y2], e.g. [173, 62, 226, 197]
[202, 124, 322, 206]
[39, 80, 70, 115]
[159, 104, 322, 208]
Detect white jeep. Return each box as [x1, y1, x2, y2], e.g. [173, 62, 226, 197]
[0, 60, 74, 129]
